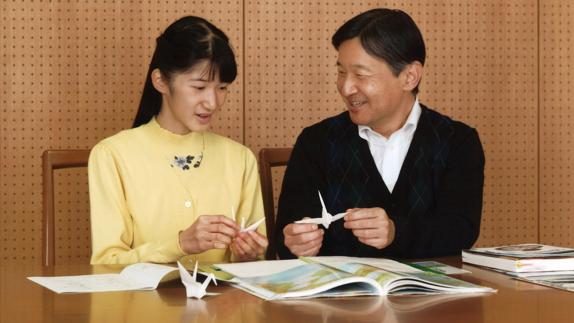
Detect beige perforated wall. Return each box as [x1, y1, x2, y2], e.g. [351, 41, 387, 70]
[0, 1, 243, 263]
[244, 0, 539, 247]
[540, 1, 574, 246]
[419, 1, 539, 246]
[1, 1, 572, 264]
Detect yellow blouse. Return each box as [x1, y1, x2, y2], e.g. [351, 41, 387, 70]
[89, 118, 265, 264]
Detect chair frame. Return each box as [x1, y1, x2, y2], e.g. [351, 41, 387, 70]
[42, 149, 91, 266]
[258, 147, 292, 259]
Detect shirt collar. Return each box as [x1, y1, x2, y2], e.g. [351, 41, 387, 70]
[358, 98, 422, 140]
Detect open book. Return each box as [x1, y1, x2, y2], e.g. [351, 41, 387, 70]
[462, 243, 574, 273]
[213, 256, 495, 300]
[28, 263, 179, 293]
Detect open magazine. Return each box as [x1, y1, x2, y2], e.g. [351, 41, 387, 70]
[213, 256, 495, 300]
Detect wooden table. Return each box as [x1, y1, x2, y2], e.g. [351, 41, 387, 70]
[2, 257, 574, 323]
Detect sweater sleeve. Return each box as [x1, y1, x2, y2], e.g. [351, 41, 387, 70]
[275, 128, 323, 259]
[88, 143, 186, 264]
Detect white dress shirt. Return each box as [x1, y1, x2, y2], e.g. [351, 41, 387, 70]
[358, 99, 422, 193]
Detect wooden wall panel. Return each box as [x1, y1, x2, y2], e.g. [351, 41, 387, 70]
[420, 1, 539, 246]
[0, 1, 243, 263]
[2, 0, 573, 265]
[244, 0, 539, 247]
[540, 1, 574, 247]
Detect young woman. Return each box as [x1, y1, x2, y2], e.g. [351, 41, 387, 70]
[89, 16, 267, 264]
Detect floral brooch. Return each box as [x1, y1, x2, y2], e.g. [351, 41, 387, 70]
[171, 154, 203, 170]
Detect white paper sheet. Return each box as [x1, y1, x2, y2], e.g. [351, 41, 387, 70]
[28, 263, 178, 294]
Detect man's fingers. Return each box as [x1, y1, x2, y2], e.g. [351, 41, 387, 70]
[359, 237, 390, 248]
[298, 242, 322, 256]
[285, 223, 319, 235]
[345, 218, 390, 230]
[344, 208, 388, 221]
[285, 228, 323, 246]
[287, 232, 323, 256]
[352, 228, 384, 239]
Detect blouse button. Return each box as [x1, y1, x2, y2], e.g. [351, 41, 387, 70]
[184, 200, 192, 208]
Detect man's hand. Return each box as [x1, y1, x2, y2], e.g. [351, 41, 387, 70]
[179, 215, 239, 254]
[283, 222, 324, 256]
[344, 207, 395, 249]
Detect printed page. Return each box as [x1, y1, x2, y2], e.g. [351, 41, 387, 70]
[332, 262, 403, 291]
[307, 257, 494, 295]
[409, 261, 470, 275]
[307, 256, 421, 274]
[214, 259, 306, 278]
[234, 262, 381, 300]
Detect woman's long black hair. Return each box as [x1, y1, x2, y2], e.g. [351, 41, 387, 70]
[132, 16, 237, 128]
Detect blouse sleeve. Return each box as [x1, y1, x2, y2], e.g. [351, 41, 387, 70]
[88, 143, 186, 264]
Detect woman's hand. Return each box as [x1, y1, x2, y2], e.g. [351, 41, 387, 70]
[179, 215, 239, 254]
[230, 230, 268, 262]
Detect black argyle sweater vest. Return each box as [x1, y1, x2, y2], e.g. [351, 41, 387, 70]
[317, 106, 455, 257]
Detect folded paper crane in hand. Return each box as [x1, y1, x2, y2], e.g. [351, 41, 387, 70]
[295, 190, 347, 229]
[231, 206, 265, 233]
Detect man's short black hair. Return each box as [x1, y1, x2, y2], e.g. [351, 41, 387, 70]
[332, 8, 426, 94]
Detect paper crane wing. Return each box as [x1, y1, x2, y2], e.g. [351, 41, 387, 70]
[201, 273, 217, 291]
[177, 261, 194, 285]
[241, 218, 265, 232]
[192, 261, 198, 282]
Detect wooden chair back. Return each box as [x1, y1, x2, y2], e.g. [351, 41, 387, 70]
[42, 149, 91, 266]
[258, 147, 292, 259]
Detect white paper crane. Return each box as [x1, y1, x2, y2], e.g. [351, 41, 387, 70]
[177, 261, 217, 299]
[295, 190, 347, 229]
[232, 206, 265, 233]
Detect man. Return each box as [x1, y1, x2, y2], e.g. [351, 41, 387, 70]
[275, 8, 485, 259]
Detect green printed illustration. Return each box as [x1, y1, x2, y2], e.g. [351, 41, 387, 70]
[240, 263, 351, 294]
